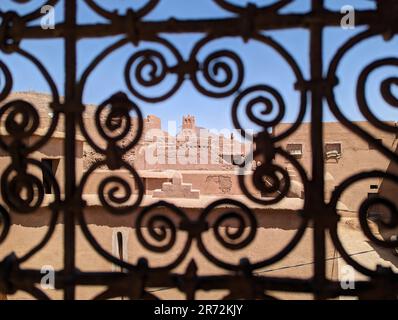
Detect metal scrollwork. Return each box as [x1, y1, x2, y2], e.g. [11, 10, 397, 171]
[188, 36, 244, 98]
[0, 0, 397, 300]
[124, 38, 185, 103]
[329, 171, 398, 278]
[0, 204, 10, 244]
[326, 29, 398, 163]
[356, 58, 398, 133]
[197, 199, 258, 270]
[84, 0, 160, 21]
[213, 0, 293, 15]
[1, 157, 61, 264]
[0, 61, 12, 101]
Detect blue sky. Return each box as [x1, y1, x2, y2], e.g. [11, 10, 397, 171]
[1, 0, 397, 132]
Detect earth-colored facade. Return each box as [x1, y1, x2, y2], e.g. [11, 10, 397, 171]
[0, 92, 397, 300]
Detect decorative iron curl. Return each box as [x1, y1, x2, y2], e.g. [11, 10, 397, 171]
[192, 50, 243, 98]
[213, 0, 293, 14]
[1, 166, 44, 214]
[79, 92, 143, 156]
[138, 214, 176, 253]
[237, 145, 308, 206]
[95, 92, 143, 151]
[0, 47, 60, 153]
[231, 33, 306, 142]
[1, 158, 60, 213]
[0, 204, 10, 244]
[232, 84, 285, 140]
[77, 161, 145, 271]
[197, 198, 308, 272]
[200, 199, 257, 250]
[0, 158, 60, 263]
[0, 60, 12, 102]
[98, 176, 133, 213]
[0, 40, 60, 269]
[196, 199, 256, 271]
[189, 36, 244, 98]
[4, 0, 398, 301]
[125, 36, 244, 101]
[78, 199, 192, 272]
[0, 100, 39, 146]
[124, 38, 185, 103]
[329, 171, 398, 278]
[77, 91, 145, 269]
[253, 162, 290, 200]
[326, 29, 398, 164]
[359, 197, 398, 248]
[79, 159, 144, 215]
[84, 0, 160, 21]
[136, 201, 188, 251]
[0, 11, 23, 53]
[357, 58, 398, 133]
[135, 201, 194, 270]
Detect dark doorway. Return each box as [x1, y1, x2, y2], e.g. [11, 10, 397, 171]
[41, 159, 60, 194]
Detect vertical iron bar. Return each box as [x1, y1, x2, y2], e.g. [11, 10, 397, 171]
[64, 0, 77, 300]
[310, 0, 326, 299]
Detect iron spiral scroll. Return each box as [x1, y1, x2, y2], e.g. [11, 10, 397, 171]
[0, 0, 397, 300]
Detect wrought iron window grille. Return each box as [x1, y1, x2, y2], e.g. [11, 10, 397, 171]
[0, 0, 397, 300]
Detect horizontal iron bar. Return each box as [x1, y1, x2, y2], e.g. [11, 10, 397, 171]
[10, 10, 387, 40]
[9, 268, 393, 298]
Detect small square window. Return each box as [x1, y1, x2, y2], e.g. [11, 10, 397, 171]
[286, 144, 303, 159]
[325, 143, 341, 160]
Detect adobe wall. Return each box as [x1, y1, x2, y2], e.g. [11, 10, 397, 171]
[274, 122, 397, 211]
[374, 143, 398, 242]
[2, 93, 397, 213]
[181, 171, 259, 196]
[82, 169, 261, 197]
[82, 170, 138, 195]
[0, 206, 337, 300]
[0, 136, 84, 195]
